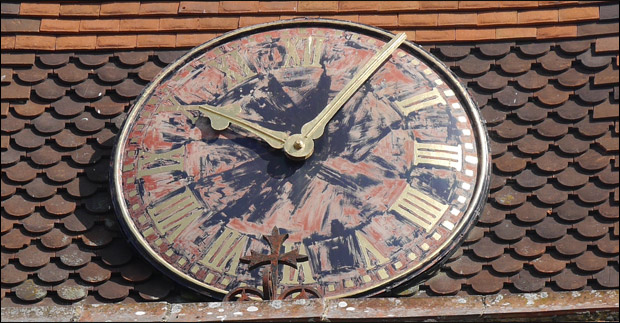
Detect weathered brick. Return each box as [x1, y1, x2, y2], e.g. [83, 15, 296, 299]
[577, 21, 618, 37]
[281, 14, 320, 20]
[438, 13, 477, 26]
[599, 3, 619, 21]
[538, 1, 579, 7]
[139, 2, 180, 15]
[478, 11, 518, 25]
[359, 15, 398, 28]
[56, 35, 97, 50]
[137, 34, 176, 48]
[15, 35, 55, 50]
[496, 27, 537, 39]
[458, 1, 499, 9]
[298, 1, 338, 12]
[499, 1, 538, 8]
[378, 2, 420, 12]
[339, 1, 378, 12]
[80, 19, 120, 32]
[1, 18, 41, 32]
[399, 13, 438, 27]
[258, 1, 298, 13]
[97, 35, 137, 49]
[418, 1, 459, 10]
[219, 1, 259, 13]
[416, 29, 456, 42]
[537, 25, 577, 39]
[239, 16, 281, 27]
[178, 1, 219, 14]
[1, 2, 21, 15]
[40, 19, 81, 33]
[176, 33, 218, 47]
[559, 6, 599, 21]
[319, 14, 359, 23]
[20, 3, 60, 16]
[59, 4, 100, 16]
[198, 17, 239, 30]
[401, 30, 416, 41]
[119, 18, 160, 31]
[595, 36, 619, 53]
[100, 2, 140, 16]
[456, 28, 495, 41]
[160, 17, 199, 30]
[518, 9, 558, 24]
[1, 36, 16, 50]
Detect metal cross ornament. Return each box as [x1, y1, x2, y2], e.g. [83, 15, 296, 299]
[224, 227, 321, 301]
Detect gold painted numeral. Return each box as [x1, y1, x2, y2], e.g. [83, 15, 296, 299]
[147, 187, 203, 243]
[283, 35, 325, 68]
[154, 97, 199, 123]
[389, 185, 448, 232]
[199, 227, 249, 276]
[396, 87, 446, 115]
[281, 242, 317, 285]
[414, 142, 462, 171]
[208, 49, 256, 89]
[136, 145, 186, 178]
[355, 231, 389, 269]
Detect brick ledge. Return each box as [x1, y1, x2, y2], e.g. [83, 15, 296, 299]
[2, 290, 618, 322]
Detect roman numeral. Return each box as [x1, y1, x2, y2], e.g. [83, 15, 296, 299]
[208, 49, 256, 89]
[199, 227, 249, 276]
[355, 230, 389, 269]
[414, 142, 462, 171]
[396, 88, 446, 115]
[154, 97, 199, 123]
[283, 35, 325, 68]
[136, 145, 186, 178]
[389, 185, 448, 232]
[281, 242, 317, 285]
[147, 187, 204, 243]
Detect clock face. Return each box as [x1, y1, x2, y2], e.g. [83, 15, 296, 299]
[112, 19, 489, 299]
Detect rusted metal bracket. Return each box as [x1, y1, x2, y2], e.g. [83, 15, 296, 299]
[224, 226, 322, 301]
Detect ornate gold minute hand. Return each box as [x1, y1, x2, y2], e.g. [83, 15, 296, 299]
[195, 103, 289, 150]
[282, 33, 407, 160]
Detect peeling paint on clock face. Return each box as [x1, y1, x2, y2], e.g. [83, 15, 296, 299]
[113, 21, 488, 298]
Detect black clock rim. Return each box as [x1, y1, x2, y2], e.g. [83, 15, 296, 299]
[110, 18, 491, 300]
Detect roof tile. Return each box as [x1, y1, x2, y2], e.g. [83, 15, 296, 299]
[575, 250, 608, 272]
[557, 68, 589, 87]
[2, 113, 27, 133]
[73, 79, 107, 100]
[538, 50, 571, 72]
[516, 70, 548, 90]
[556, 234, 588, 256]
[17, 244, 52, 268]
[576, 182, 609, 204]
[51, 96, 86, 117]
[535, 118, 569, 138]
[57, 243, 93, 267]
[456, 55, 490, 75]
[114, 78, 145, 98]
[513, 236, 548, 258]
[62, 209, 97, 232]
[120, 259, 153, 283]
[1, 82, 31, 100]
[515, 103, 548, 122]
[497, 53, 532, 74]
[79, 261, 112, 283]
[478, 42, 512, 57]
[531, 253, 566, 274]
[74, 111, 106, 133]
[515, 168, 547, 189]
[1, 264, 29, 285]
[495, 85, 529, 107]
[557, 133, 590, 155]
[469, 270, 505, 294]
[13, 102, 47, 118]
[33, 79, 65, 100]
[555, 100, 588, 121]
[15, 67, 49, 84]
[24, 177, 57, 199]
[42, 194, 77, 216]
[66, 176, 99, 198]
[136, 61, 163, 82]
[96, 63, 128, 83]
[479, 202, 505, 225]
[516, 135, 550, 155]
[575, 149, 610, 171]
[22, 212, 55, 234]
[82, 226, 115, 247]
[593, 64, 619, 85]
[594, 266, 619, 288]
[554, 268, 588, 290]
[578, 50, 612, 69]
[535, 84, 570, 106]
[556, 167, 589, 188]
[575, 215, 609, 239]
[91, 96, 126, 117]
[14, 279, 47, 302]
[519, 42, 551, 57]
[40, 228, 72, 249]
[45, 161, 79, 183]
[1, 228, 31, 249]
[13, 128, 46, 149]
[511, 269, 546, 292]
[39, 53, 71, 67]
[54, 128, 87, 148]
[32, 113, 65, 134]
[494, 152, 528, 173]
[97, 240, 133, 266]
[448, 254, 482, 276]
[494, 218, 527, 241]
[56, 279, 89, 302]
[427, 271, 461, 295]
[514, 203, 549, 223]
[535, 183, 569, 205]
[4, 162, 38, 183]
[56, 64, 89, 84]
[595, 234, 618, 255]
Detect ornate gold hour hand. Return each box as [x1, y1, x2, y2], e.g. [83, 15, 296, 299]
[282, 33, 407, 160]
[194, 103, 289, 150]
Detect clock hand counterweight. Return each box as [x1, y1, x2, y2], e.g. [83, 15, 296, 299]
[196, 104, 289, 150]
[283, 32, 407, 160]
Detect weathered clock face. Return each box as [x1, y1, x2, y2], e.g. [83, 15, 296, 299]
[112, 19, 489, 299]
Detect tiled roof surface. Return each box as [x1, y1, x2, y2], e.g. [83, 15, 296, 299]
[1, 1, 619, 49]
[2, 35, 618, 305]
[1, 0, 619, 307]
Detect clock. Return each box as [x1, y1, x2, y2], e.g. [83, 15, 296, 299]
[112, 19, 490, 299]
